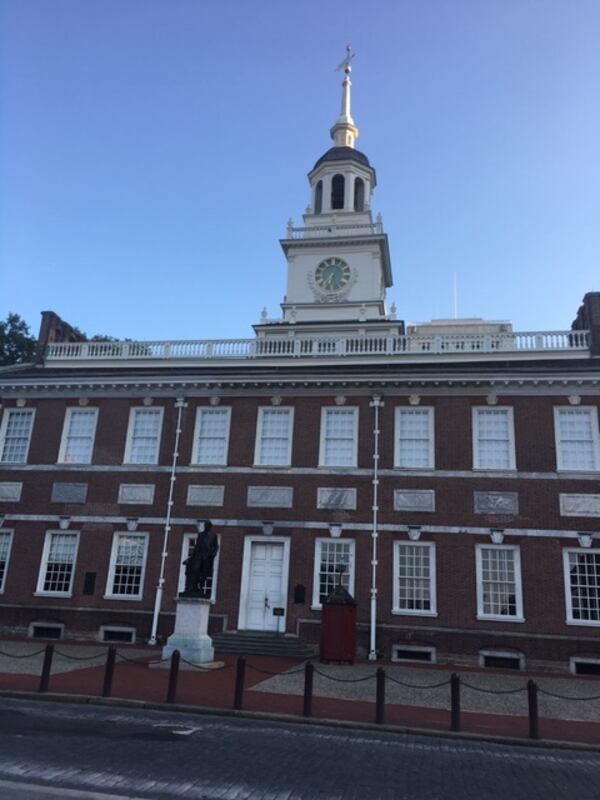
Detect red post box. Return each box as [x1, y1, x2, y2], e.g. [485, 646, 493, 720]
[320, 584, 357, 664]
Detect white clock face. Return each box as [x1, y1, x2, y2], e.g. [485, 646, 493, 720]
[314, 258, 351, 292]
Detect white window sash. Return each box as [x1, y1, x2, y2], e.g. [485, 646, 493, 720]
[191, 407, 231, 465]
[35, 531, 80, 597]
[563, 547, 600, 625]
[318, 407, 359, 468]
[392, 541, 437, 616]
[177, 533, 221, 601]
[311, 538, 355, 609]
[0, 408, 36, 464]
[472, 407, 516, 470]
[475, 544, 524, 621]
[105, 532, 149, 600]
[123, 408, 164, 465]
[57, 407, 98, 464]
[0, 530, 14, 593]
[254, 407, 294, 466]
[554, 407, 600, 472]
[394, 407, 434, 469]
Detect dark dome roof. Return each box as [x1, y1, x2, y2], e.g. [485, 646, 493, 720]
[313, 146, 371, 171]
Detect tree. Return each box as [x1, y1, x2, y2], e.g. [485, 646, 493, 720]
[0, 313, 36, 366]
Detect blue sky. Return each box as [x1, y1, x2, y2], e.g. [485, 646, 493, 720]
[1, 0, 599, 341]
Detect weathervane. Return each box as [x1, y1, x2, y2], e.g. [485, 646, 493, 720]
[336, 44, 355, 75]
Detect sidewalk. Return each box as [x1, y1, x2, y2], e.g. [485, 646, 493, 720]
[0, 640, 599, 747]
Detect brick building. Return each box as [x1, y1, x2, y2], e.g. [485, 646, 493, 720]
[1, 62, 599, 673]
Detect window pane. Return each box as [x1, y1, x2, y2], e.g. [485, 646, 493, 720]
[476, 409, 512, 469]
[128, 410, 161, 464]
[397, 544, 432, 611]
[257, 409, 292, 465]
[43, 533, 78, 593]
[397, 409, 432, 468]
[111, 535, 146, 596]
[568, 552, 600, 621]
[317, 541, 353, 605]
[322, 409, 356, 467]
[1, 410, 34, 463]
[0, 532, 11, 591]
[558, 410, 597, 470]
[196, 409, 229, 464]
[480, 548, 518, 616]
[62, 410, 97, 463]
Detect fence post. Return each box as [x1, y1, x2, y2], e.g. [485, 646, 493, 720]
[450, 673, 461, 732]
[38, 644, 54, 693]
[303, 661, 314, 718]
[375, 667, 386, 725]
[527, 679, 539, 740]
[234, 656, 246, 710]
[102, 646, 116, 698]
[166, 650, 180, 704]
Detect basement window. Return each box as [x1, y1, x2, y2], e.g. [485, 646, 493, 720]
[392, 645, 436, 664]
[100, 626, 136, 644]
[29, 622, 64, 640]
[479, 650, 524, 670]
[570, 657, 600, 676]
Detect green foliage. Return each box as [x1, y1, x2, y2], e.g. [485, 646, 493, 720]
[0, 313, 36, 366]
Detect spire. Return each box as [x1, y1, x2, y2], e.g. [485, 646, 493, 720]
[330, 45, 359, 148]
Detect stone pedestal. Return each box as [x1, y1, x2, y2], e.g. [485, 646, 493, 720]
[162, 596, 214, 664]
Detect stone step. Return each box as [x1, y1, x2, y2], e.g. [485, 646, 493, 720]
[212, 632, 316, 659]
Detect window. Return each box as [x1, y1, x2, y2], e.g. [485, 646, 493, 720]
[192, 407, 231, 465]
[0, 409, 35, 463]
[354, 177, 365, 211]
[0, 531, 13, 592]
[472, 408, 516, 470]
[124, 408, 163, 464]
[393, 541, 437, 615]
[392, 645, 436, 664]
[312, 538, 355, 608]
[331, 174, 345, 210]
[58, 408, 98, 464]
[479, 650, 524, 670]
[100, 626, 136, 644]
[36, 532, 79, 596]
[476, 545, 523, 621]
[564, 549, 600, 624]
[314, 180, 323, 214]
[29, 622, 64, 640]
[254, 407, 294, 466]
[554, 407, 600, 472]
[394, 407, 434, 469]
[106, 533, 148, 599]
[319, 407, 358, 467]
[178, 533, 220, 601]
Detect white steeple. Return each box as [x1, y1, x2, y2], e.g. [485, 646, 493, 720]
[330, 45, 359, 148]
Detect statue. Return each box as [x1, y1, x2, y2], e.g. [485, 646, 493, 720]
[181, 520, 219, 598]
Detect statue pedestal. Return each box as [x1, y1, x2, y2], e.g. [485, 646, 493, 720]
[162, 596, 214, 664]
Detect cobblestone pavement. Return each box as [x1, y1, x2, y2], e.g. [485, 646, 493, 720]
[251, 662, 600, 723]
[0, 698, 599, 799]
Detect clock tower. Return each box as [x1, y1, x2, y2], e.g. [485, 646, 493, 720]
[273, 51, 397, 332]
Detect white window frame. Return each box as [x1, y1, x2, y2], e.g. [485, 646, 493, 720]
[99, 625, 136, 644]
[57, 407, 99, 464]
[104, 532, 149, 601]
[392, 540, 437, 617]
[479, 649, 525, 670]
[177, 532, 221, 601]
[312, 537, 356, 609]
[472, 407, 516, 470]
[191, 406, 231, 466]
[0, 529, 14, 593]
[0, 408, 36, 464]
[123, 407, 164, 465]
[35, 531, 80, 597]
[394, 407, 435, 469]
[475, 544, 524, 622]
[563, 547, 600, 626]
[318, 407, 359, 468]
[554, 407, 600, 472]
[253, 407, 294, 467]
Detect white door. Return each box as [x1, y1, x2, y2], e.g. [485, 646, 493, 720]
[245, 541, 285, 631]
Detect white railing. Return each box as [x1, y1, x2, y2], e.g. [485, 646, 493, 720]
[45, 329, 590, 362]
[286, 221, 384, 239]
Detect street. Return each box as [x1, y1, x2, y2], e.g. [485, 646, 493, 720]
[0, 697, 598, 799]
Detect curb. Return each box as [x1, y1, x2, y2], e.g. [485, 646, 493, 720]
[2, 689, 599, 753]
